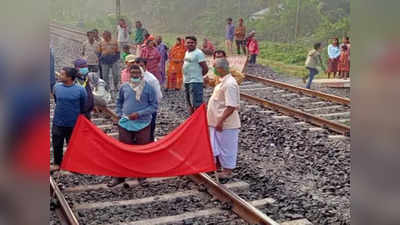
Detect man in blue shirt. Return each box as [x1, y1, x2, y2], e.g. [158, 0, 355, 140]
[108, 64, 158, 187]
[183, 36, 209, 114]
[225, 18, 235, 55]
[52, 67, 87, 171]
[50, 49, 55, 93]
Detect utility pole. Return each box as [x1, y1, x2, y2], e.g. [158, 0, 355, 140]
[294, 0, 301, 41]
[239, 0, 241, 18]
[116, 0, 121, 20]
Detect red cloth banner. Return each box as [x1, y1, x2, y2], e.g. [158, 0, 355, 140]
[61, 104, 216, 177]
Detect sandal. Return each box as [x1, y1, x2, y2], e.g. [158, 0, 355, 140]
[107, 178, 125, 187]
[50, 165, 60, 172]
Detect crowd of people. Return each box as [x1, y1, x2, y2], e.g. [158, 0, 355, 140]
[51, 19, 245, 186]
[303, 36, 351, 89]
[51, 17, 349, 184]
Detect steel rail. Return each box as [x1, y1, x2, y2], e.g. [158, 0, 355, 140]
[190, 174, 279, 225]
[50, 23, 86, 36]
[241, 93, 350, 136]
[51, 23, 280, 225]
[49, 29, 84, 44]
[50, 177, 80, 225]
[99, 106, 279, 225]
[245, 73, 351, 105]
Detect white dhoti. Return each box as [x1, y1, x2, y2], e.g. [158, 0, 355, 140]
[209, 127, 240, 169]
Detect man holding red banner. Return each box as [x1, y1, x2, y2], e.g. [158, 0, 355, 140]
[207, 58, 241, 179]
[108, 64, 158, 187]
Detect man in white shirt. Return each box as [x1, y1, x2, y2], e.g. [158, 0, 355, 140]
[207, 58, 241, 179]
[134, 57, 162, 142]
[117, 18, 131, 53]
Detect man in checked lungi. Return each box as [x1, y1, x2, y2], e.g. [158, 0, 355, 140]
[207, 58, 241, 179]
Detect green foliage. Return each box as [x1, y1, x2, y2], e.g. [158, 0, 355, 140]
[248, 0, 349, 44]
[258, 41, 308, 65]
[50, 0, 349, 78]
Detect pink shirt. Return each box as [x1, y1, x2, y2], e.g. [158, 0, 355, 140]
[247, 38, 259, 55]
[121, 68, 130, 84]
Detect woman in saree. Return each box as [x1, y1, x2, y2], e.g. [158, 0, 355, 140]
[166, 37, 186, 90]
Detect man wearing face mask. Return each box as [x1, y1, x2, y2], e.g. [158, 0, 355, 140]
[74, 58, 94, 120]
[108, 65, 158, 187]
[207, 58, 241, 179]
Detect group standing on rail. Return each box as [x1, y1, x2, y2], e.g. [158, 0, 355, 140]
[51, 18, 252, 187]
[50, 17, 350, 185]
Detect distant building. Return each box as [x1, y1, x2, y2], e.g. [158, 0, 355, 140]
[249, 4, 284, 21]
[249, 8, 270, 20]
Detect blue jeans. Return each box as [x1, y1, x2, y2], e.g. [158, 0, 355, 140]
[305, 67, 319, 89]
[184, 82, 203, 110]
[249, 54, 257, 64]
[101, 62, 120, 92]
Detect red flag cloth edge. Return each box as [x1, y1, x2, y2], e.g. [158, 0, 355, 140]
[61, 104, 216, 177]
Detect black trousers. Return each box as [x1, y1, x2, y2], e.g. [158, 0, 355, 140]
[150, 112, 157, 142]
[52, 125, 74, 166]
[118, 125, 151, 145]
[236, 40, 246, 55]
[249, 54, 257, 64]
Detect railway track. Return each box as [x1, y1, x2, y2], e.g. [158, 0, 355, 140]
[50, 99, 286, 225]
[50, 23, 86, 43]
[50, 22, 350, 224]
[239, 75, 351, 136]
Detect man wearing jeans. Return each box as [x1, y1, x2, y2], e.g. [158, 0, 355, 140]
[303, 43, 325, 89]
[182, 36, 209, 114]
[97, 31, 120, 97]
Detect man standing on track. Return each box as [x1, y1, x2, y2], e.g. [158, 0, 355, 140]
[97, 30, 120, 98]
[108, 65, 158, 187]
[74, 59, 94, 120]
[182, 36, 209, 114]
[51, 67, 87, 171]
[207, 58, 241, 179]
[225, 18, 235, 55]
[117, 18, 131, 54]
[234, 18, 246, 55]
[134, 57, 163, 142]
[92, 29, 103, 78]
[81, 30, 100, 73]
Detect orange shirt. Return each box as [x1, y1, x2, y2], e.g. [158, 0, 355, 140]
[235, 25, 246, 40]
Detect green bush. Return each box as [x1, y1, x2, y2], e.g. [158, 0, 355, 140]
[258, 41, 308, 65]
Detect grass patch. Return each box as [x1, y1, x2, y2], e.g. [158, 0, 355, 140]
[256, 41, 329, 79]
[257, 58, 328, 79]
